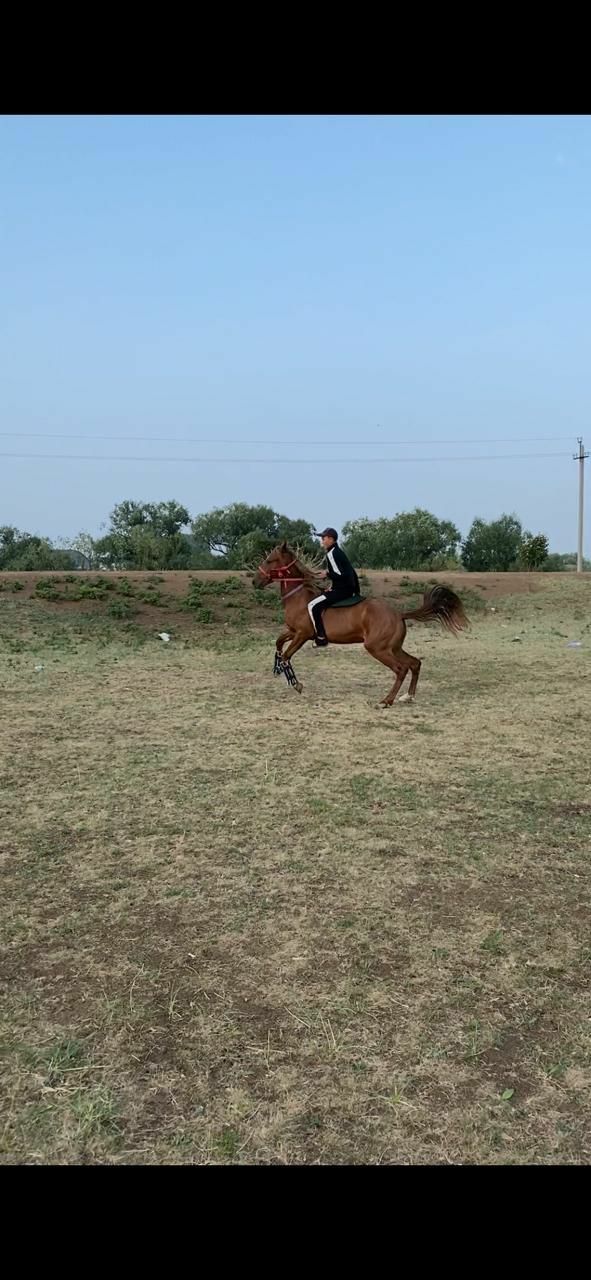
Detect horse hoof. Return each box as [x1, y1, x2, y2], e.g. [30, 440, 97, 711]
[294, 682, 303, 694]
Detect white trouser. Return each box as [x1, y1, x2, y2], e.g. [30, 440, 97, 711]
[308, 594, 327, 632]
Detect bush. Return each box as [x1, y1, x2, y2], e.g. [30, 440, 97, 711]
[182, 577, 243, 612]
[68, 580, 116, 601]
[193, 606, 213, 624]
[107, 601, 135, 620]
[194, 577, 242, 597]
[138, 590, 166, 606]
[34, 579, 63, 601]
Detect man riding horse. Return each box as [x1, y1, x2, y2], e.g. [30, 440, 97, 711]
[253, 537, 468, 705]
[309, 527, 361, 646]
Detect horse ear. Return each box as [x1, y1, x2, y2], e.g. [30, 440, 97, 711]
[280, 541, 288, 552]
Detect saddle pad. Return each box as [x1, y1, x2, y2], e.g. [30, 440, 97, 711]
[330, 595, 366, 609]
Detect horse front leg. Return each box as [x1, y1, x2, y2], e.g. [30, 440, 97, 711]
[275, 626, 294, 658]
[273, 627, 294, 678]
[278, 633, 309, 694]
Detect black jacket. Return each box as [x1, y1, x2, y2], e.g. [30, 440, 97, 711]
[325, 543, 360, 596]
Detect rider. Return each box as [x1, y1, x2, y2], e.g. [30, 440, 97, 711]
[308, 527, 361, 647]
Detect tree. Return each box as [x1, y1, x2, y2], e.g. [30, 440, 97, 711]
[57, 531, 99, 569]
[94, 500, 191, 569]
[542, 551, 591, 572]
[461, 515, 523, 572]
[107, 499, 190, 540]
[341, 509, 461, 570]
[192, 503, 275, 559]
[0, 526, 73, 571]
[191, 503, 315, 567]
[520, 533, 549, 571]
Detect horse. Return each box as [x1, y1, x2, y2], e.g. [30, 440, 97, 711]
[252, 542, 468, 706]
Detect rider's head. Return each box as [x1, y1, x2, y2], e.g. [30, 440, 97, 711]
[318, 527, 338, 550]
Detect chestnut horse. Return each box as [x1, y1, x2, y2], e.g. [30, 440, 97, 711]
[253, 543, 468, 705]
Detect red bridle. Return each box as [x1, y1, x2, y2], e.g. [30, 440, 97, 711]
[257, 557, 304, 583]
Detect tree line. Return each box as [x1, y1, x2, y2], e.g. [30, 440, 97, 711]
[0, 501, 588, 574]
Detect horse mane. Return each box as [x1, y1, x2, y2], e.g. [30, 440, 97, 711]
[291, 544, 325, 590]
[247, 543, 325, 589]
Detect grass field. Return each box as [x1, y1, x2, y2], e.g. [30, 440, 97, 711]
[1, 571, 590, 1164]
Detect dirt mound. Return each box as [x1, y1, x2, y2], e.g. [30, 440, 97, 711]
[0, 568, 586, 635]
[365, 570, 571, 598]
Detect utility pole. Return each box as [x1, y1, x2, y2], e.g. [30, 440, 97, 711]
[574, 438, 589, 572]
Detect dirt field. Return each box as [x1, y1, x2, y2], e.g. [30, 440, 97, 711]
[1, 571, 590, 1164]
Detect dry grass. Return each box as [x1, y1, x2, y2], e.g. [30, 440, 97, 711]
[1, 575, 590, 1164]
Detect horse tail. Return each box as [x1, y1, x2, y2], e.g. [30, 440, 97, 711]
[402, 585, 468, 636]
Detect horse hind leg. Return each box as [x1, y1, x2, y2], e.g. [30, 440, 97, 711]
[397, 650, 421, 702]
[364, 644, 407, 707]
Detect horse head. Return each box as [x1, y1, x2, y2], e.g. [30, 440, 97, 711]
[252, 542, 295, 589]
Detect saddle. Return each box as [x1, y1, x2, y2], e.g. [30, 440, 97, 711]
[329, 594, 366, 609]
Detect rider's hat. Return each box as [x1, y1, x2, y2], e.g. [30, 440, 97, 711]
[316, 527, 338, 541]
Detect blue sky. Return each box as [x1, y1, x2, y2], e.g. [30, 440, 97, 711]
[1, 114, 589, 550]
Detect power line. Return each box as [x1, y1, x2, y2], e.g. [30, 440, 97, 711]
[0, 450, 573, 465]
[0, 431, 576, 446]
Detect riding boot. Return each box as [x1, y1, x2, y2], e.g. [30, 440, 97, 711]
[313, 618, 329, 647]
[311, 597, 330, 646]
